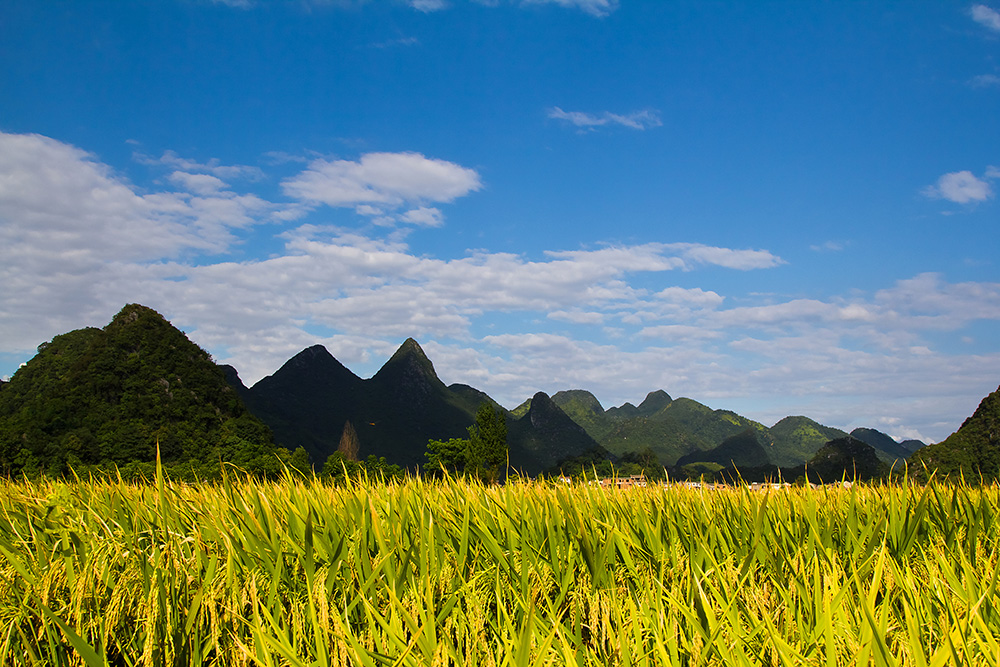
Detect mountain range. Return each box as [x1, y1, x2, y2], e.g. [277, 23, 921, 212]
[230, 331, 927, 474]
[16, 303, 1000, 481]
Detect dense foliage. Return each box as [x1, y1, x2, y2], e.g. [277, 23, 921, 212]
[2, 475, 1000, 665]
[910, 385, 1000, 481]
[425, 402, 509, 481]
[0, 304, 289, 479]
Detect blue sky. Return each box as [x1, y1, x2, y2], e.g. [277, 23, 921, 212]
[2, 0, 999, 442]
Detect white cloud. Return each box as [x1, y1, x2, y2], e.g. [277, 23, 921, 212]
[281, 152, 482, 226]
[522, 0, 619, 18]
[548, 107, 662, 131]
[922, 169, 994, 204]
[168, 171, 226, 195]
[666, 243, 786, 270]
[969, 74, 1000, 88]
[545, 243, 783, 272]
[407, 0, 448, 10]
[399, 206, 445, 227]
[371, 36, 421, 49]
[971, 4, 1000, 31]
[137, 150, 264, 181]
[548, 310, 606, 325]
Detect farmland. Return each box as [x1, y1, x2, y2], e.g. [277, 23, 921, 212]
[0, 471, 998, 665]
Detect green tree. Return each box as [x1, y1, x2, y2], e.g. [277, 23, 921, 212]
[425, 437, 468, 475]
[467, 402, 508, 483]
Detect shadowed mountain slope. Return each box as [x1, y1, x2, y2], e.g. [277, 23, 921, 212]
[850, 427, 923, 467]
[508, 392, 606, 476]
[676, 428, 772, 469]
[240, 339, 483, 469]
[767, 417, 849, 467]
[910, 385, 1000, 480]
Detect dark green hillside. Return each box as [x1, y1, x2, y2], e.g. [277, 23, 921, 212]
[850, 427, 920, 467]
[238, 345, 364, 464]
[604, 390, 673, 419]
[676, 428, 771, 469]
[365, 339, 485, 467]
[549, 389, 771, 466]
[508, 392, 606, 475]
[551, 390, 614, 441]
[910, 385, 1000, 481]
[806, 437, 885, 482]
[0, 304, 278, 477]
[243, 338, 483, 470]
[768, 416, 849, 467]
[448, 383, 502, 411]
[599, 398, 771, 466]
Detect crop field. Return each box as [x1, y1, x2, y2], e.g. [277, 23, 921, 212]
[0, 471, 998, 666]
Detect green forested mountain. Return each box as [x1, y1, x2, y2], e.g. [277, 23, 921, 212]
[508, 392, 607, 475]
[806, 437, 886, 483]
[850, 428, 923, 467]
[550, 390, 773, 466]
[676, 428, 772, 469]
[547, 391, 922, 470]
[0, 304, 279, 477]
[909, 385, 1000, 481]
[766, 416, 849, 467]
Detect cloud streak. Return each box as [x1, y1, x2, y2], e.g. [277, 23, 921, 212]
[548, 107, 663, 131]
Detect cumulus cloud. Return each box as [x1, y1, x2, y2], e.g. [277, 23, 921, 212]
[0, 132, 264, 263]
[922, 169, 994, 204]
[399, 206, 445, 227]
[971, 4, 1000, 31]
[281, 152, 481, 225]
[548, 107, 662, 131]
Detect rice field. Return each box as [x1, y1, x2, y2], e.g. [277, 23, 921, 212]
[0, 468, 998, 666]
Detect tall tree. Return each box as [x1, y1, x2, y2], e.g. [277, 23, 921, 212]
[467, 402, 508, 483]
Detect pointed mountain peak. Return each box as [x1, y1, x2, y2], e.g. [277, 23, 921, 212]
[638, 390, 672, 415]
[390, 337, 429, 361]
[255, 344, 361, 391]
[376, 338, 439, 381]
[281, 344, 344, 372]
[527, 392, 568, 428]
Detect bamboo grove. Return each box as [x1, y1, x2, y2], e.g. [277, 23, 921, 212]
[0, 469, 998, 665]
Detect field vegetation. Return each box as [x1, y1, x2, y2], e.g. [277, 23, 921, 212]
[0, 468, 998, 665]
